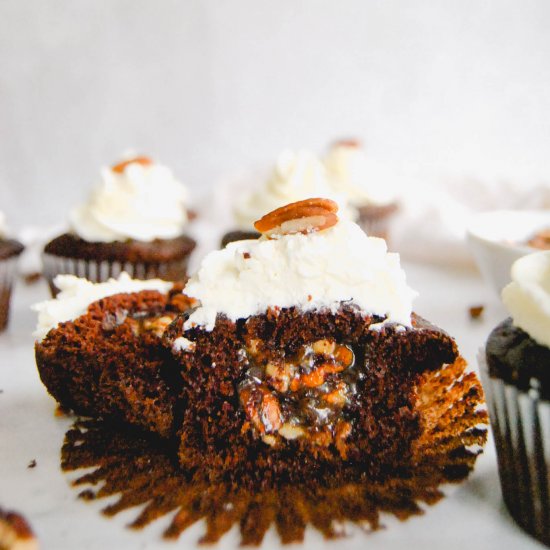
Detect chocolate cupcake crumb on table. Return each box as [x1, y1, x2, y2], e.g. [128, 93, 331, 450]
[0, 212, 24, 332]
[481, 250, 550, 546]
[43, 155, 195, 296]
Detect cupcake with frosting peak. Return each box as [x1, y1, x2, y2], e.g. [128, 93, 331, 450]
[324, 139, 399, 239]
[221, 149, 356, 247]
[166, 198, 482, 485]
[481, 250, 550, 545]
[43, 155, 195, 295]
[0, 211, 24, 331]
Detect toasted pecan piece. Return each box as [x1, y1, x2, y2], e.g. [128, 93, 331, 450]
[254, 198, 339, 237]
[112, 156, 153, 173]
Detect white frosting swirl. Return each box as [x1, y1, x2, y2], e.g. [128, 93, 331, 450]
[502, 250, 550, 348]
[70, 160, 190, 242]
[234, 150, 356, 229]
[324, 143, 397, 206]
[32, 272, 173, 340]
[0, 211, 7, 239]
[184, 219, 416, 331]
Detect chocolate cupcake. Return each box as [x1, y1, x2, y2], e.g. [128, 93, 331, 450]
[43, 156, 195, 296]
[481, 250, 550, 545]
[324, 140, 399, 240]
[0, 212, 24, 332]
[221, 150, 355, 247]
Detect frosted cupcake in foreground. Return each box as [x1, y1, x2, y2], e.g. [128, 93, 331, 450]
[324, 139, 399, 239]
[221, 150, 355, 247]
[481, 250, 550, 546]
[0, 211, 24, 332]
[167, 198, 482, 486]
[43, 156, 195, 295]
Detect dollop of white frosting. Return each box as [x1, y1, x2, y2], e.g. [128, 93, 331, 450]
[184, 219, 417, 331]
[70, 160, 190, 242]
[502, 251, 550, 348]
[234, 150, 356, 229]
[32, 272, 173, 341]
[324, 143, 397, 206]
[0, 211, 7, 239]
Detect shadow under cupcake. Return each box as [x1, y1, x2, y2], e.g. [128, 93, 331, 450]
[43, 156, 195, 296]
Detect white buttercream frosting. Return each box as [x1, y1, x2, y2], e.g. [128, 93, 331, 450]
[502, 251, 550, 348]
[0, 211, 7, 239]
[184, 219, 417, 331]
[33, 272, 173, 340]
[234, 150, 356, 229]
[70, 159, 190, 242]
[324, 143, 397, 206]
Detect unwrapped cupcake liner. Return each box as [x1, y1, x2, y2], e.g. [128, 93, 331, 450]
[479, 351, 550, 546]
[42, 253, 190, 296]
[0, 256, 20, 332]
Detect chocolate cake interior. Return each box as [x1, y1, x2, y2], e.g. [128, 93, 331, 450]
[167, 307, 458, 485]
[36, 287, 193, 438]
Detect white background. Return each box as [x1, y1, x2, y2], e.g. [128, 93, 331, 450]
[1, 0, 550, 231]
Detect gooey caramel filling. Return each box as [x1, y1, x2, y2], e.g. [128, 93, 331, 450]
[238, 338, 362, 457]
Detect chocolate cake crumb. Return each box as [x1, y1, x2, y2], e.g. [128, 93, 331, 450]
[27, 460, 36, 469]
[469, 305, 484, 320]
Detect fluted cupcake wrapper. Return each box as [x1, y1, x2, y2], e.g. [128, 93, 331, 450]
[42, 253, 190, 297]
[479, 351, 550, 546]
[0, 256, 19, 332]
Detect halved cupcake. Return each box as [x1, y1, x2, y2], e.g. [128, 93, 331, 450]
[43, 156, 195, 295]
[34, 273, 195, 437]
[167, 198, 471, 485]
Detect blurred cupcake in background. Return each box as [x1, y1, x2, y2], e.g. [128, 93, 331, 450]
[43, 155, 195, 296]
[0, 211, 24, 331]
[324, 139, 399, 240]
[221, 149, 355, 247]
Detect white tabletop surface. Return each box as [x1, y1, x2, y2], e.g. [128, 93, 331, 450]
[0, 262, 546, 550]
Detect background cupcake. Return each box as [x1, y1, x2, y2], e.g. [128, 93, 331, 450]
[480, 250, 550, 546]
[324, 139, 399, 240]
[0, 211, 24, 331]
[221, 149, 355, 247]
[43, 156, 195, 296]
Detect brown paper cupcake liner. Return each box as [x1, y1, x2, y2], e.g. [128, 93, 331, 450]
[42, 253, 190, 296]
[479, 352, 550, 546]
[59, 356, 487, 545]
[0, 256, 19, 332]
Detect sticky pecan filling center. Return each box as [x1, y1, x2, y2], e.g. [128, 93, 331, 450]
[238, 339, 361, 456]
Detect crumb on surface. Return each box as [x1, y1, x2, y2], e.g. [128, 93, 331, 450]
[468, 305, 484, 320]
[27, 460, 36, 469]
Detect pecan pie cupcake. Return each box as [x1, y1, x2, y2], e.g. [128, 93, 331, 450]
[34, 273, 195, 437]
[43, 156, 195, 296]
[221, 150, 355, 247]
[481, 250, 550, 546]
[0, 211, 24, 332]
[167, 198, 474, 485]
[324, 139, 399, 240]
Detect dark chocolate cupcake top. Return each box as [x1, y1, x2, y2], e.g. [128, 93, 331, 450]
[486, 251, 550, 399]
[0, 212, 24, 259]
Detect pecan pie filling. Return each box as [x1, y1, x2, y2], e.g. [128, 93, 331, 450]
[238, 338, 362, 456]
